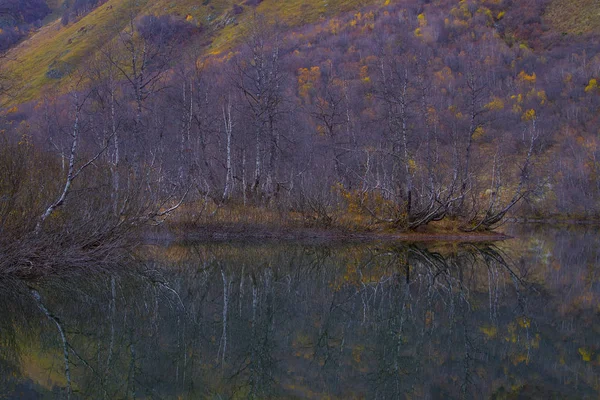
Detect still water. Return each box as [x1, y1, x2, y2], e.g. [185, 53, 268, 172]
[1, 226, 599, 399]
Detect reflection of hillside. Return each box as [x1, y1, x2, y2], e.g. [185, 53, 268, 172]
[0, 230, 599, 398]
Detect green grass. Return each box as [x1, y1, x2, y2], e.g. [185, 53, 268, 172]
[1, 0, 383, 104]
[5, 0, 149, 103]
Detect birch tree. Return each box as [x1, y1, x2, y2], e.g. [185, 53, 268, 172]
[234, 14, 285, 199]
[35, 78, 109, 234]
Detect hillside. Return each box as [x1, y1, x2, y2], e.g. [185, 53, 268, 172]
[2, 0, 599, 103]
[545, 0, 600, 35]
[1, 0, 600, 245]
[2, 0, 376, 103]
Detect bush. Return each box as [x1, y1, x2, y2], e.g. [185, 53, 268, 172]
[0, 0, 50, 52]
[136, 15, 200, 47]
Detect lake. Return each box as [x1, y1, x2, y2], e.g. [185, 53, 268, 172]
[1, 226, 599, 399]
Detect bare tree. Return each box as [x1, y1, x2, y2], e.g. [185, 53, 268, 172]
[35, 75, 110, 234]
[233, 13, 285, 199]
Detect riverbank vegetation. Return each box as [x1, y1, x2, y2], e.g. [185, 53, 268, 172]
[1, 0, 600, 274]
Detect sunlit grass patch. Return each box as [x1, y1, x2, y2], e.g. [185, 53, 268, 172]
[545, 0, 600, 35]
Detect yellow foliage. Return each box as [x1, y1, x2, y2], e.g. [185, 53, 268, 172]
[435, 66, 453, 83]
[453, 19, 469, 29]
[316, 124, 326, 136]
[408, 158, 417, 173]
[185, 14, 193, 22]
[384, 0, 390, 5]
[511, 93, 523, 104]
[517, 317, 531, 329]
[496, 11, 505, 20]
[414, 27, 422, 37]
[480, 325, 497, 339]
[328, 18, 341, 34]
[536, 90, 547, 104]
[522, 109, 536, 121]
[458, 1, 472, 19]
[512, 104, 522, 114]
[578, 347, 593, 362]
[478, 7, 493, 21]
[518, 70, 537, 84]
[519, 43, 530, 51]
[417, 13, 427, 27]
[485, 97, 504, 111]
[297, 66, 321, 99]
[511, 353, 529, 365]
[473, 126, 485, 140]
[359, 65, 370, 83]
[585, 78, 598, 93]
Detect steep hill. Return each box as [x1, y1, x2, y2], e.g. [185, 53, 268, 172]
[2, 0, 376, 103]
[1, 0, 598, 103]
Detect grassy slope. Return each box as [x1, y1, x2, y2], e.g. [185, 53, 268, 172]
[5, 0, 147, 102]
[545, 0, 600, 35]
[3, 0, 596, 104]
[2, 0, 379, 104]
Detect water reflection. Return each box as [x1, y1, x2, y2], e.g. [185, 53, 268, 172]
[1, 229, 599, 399]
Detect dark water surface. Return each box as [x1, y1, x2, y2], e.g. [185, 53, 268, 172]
[1, 226, 599, 399]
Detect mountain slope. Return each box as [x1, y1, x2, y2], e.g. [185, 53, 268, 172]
[2, 0, 377, 103]
[2, 0, 599, 104]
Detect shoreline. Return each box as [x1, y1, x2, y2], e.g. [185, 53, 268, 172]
[512, 217, 600, 226]
[146, 225, 511, 245]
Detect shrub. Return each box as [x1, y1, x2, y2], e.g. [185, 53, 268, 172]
[135, 15, 200, 46]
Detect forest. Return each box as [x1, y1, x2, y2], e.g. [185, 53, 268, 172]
[1, 0, 600, 273]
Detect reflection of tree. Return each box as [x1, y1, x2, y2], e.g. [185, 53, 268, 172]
[30, 288, 72, 398]
[364, 244, 532, 398]
[0, 238, 598, 398]
[0, 279, 39, 396]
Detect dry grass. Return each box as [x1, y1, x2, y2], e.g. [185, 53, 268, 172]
[545, 0, 600, 35]
[166, 197, 483, 240]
